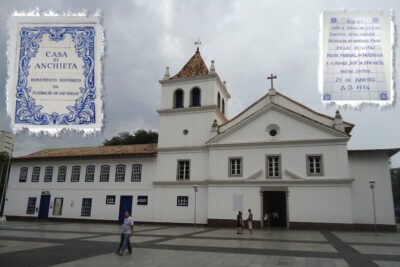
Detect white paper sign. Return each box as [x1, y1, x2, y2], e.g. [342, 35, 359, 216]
[321, 11, 394, 105]
[7, 14, 104, 134]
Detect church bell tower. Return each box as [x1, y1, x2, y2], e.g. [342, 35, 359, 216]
[158, 47, 230, 148]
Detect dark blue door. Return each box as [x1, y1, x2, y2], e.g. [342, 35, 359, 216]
[38, 195, 51, 220]
[118, 196, 133, 224]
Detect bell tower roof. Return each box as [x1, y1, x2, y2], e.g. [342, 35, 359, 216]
[169, 49, 209, 80]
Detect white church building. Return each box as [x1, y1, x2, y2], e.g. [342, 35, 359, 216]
[3, 48, 398, 231]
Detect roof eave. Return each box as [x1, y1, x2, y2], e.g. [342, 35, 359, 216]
[159, 73, 231, 99]
[348, 148, 400, 157]
[12, 152, 158, 161]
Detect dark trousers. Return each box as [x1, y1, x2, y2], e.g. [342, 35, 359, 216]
[117, 234, 131, 253]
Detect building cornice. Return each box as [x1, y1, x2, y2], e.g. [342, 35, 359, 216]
[157, 105, 227, 122]
[159, 73, 231, 99]
[207, 138, 349, 149]
[11, 153, 157, 162]
[153, 178, 354, 187]
[157, 146, 208, 153]
[205, 178, 354, 186]
[153, 180, 208, 187]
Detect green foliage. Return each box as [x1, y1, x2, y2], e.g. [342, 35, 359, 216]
[391, 168, 400, 208]
[103, 129, 158, 146]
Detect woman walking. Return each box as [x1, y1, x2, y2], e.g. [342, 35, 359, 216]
[236, 211, 243, 234]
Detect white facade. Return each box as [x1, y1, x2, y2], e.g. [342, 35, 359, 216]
[3, 49, 398, 230]
[4, 157, 156, 222]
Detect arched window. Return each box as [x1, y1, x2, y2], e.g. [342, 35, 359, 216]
[190, 87, 201, 107]
[174, 89, 184, 108]
[217, 92, 221, 109]
[222, 99, 225, 115]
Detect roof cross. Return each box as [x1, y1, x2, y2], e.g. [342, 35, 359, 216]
[267, 73, 277, 90]
[194, 37, 201, 51]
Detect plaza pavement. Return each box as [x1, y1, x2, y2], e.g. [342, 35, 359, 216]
[0, 221, 399, 266]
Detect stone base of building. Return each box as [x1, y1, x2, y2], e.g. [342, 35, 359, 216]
[289, 221, 397, 232]
[5, 216, 397, 232]
[207, 218, 261, 228]
[5, 216, 208, 227]
[207, 218, 397, 232]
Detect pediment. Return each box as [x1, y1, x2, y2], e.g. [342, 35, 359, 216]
[208, 104, 348, 145]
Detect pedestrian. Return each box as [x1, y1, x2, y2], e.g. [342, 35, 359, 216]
[117, 211, 134, 256]
[247, 209, 253, 233]
[236, 211, 243, 234]
[272, 211, 279, 225]
[115, 233, 125, 255]
[263, 213, 270, 231]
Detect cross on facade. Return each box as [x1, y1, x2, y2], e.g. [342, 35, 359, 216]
[267, 74, 277, 90]
[195, 37, 201, 50]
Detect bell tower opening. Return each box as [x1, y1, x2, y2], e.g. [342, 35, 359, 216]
[173, 89, 184, 108]
[190, 87, 201, 107]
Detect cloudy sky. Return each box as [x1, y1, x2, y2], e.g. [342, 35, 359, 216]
[0, 0, 399, 166]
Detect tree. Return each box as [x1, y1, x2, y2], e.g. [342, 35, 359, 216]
[103, 129, 158, 146]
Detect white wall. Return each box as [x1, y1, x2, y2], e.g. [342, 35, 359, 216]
[288, 186, 353, 223]
[349, 151, 396, 225]
[153, 186, 208, 224]
[4, 157, 156, 222]
[4, 189, 154, 222]
[156, 151, 209, 182]
[158, 110, 222, 148]
[216, 109, 336, 144]
[208, 186, 261, 221]
[209, 143, 349, 180]
[219, 93, 339, 133]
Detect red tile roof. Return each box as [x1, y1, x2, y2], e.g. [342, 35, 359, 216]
[169, 49, 209, 80]
[13, 144, 157, 160]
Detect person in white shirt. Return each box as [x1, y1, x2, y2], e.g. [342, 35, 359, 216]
[118, 211, 134, 256]
[247, 209, 253, 233]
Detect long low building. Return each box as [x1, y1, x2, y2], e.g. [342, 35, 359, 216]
[3, 48, 399, 230]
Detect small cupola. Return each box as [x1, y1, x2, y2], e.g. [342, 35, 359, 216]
[163, 66, 170, 80]
[209, 60, 216, 74]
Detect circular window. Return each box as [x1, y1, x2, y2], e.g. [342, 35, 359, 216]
[269, 129, 277, 137]
[183, 129, 189, 135]
[266, 124, 280, 138]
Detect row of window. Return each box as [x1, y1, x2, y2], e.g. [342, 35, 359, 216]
[217, 92, 225, 115]
[19, 164, 142, 183]
[19, 155, 322, 184]
[175, 155, 323, 181]
[173, 88, 201, 108]
[26, 195, 179, 217]
[228, 155, 323, 178]
[172, 88, 226, 115]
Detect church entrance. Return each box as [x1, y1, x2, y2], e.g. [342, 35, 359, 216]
[263, 191, 287, 228]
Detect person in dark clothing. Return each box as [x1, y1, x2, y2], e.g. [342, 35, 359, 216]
[115, 233, 131, 255]
[236, 211, 243, 234]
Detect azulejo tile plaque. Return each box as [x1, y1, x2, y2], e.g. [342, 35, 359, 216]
[7, 14, 104, 134]
[320, 11, 394, 106]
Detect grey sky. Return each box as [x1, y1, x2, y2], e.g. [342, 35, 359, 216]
[0, 0, 399, 166]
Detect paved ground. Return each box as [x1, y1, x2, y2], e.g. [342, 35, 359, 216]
[0, 221, 399, 266]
